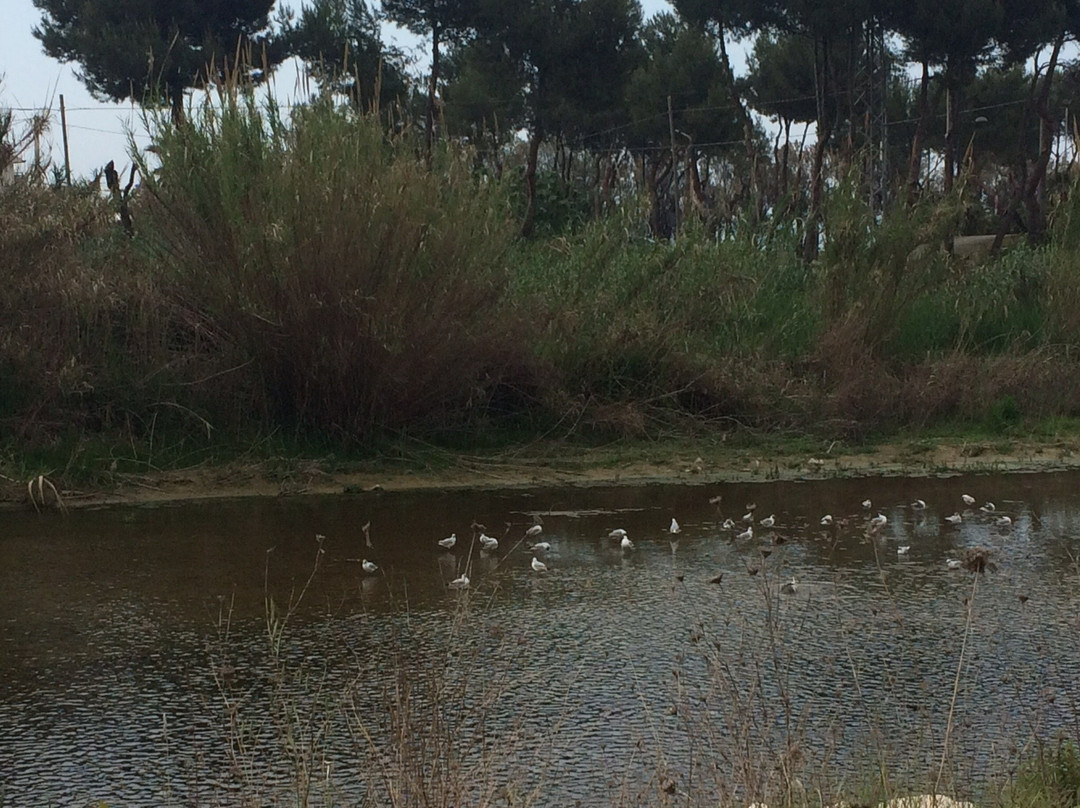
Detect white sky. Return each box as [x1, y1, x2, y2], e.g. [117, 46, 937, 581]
[1, 0, 674, 180]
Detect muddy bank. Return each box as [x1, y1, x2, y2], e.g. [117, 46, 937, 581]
[6, 435, 1080, 512]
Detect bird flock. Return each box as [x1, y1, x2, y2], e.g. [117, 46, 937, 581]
[351, 489, 1015, 592]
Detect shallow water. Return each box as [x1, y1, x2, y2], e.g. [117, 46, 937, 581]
[2, 472, 1080, 805]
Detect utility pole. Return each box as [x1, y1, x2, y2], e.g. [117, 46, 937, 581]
[60, 94, 71, 186]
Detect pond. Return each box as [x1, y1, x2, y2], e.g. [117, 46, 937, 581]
[2, 471, 1079, 806]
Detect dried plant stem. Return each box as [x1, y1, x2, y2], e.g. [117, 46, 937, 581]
[934, 572, 979, 796]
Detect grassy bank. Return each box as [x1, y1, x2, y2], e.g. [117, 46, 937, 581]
[6, 93, 1080, 487]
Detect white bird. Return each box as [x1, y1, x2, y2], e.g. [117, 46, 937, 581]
[620, 535, 635, 552]
[995, 515, 1013, 527]
[530, 541, 551, 552]
[780, 578, 798, 595]
[980, 502, 996, 513]
[820, 514, 834, 526]
[362, 559, 378, 574]
[962, 494, 976, 506]
[760, 514, 775, 528]
[609, 528, 627, 539]
[669, 517, 681, 534]
[526, 524, 543, 538]
[449, 573, 470, 589]
[897, 545, 911, 555]
[945, 512, 963, 525]
[742, 511, 755, 524]
[946, 558, 963, 570]
[736, 525, 753, 542]
[531, 556, 547, 572]
[479, 533, 499, 551]
[722, 518, 736, 530]
[912, 499, 927, 510]
[438, 533, 457, 549]
[862, 499, 872, 509]
[870, 513, 887, 528]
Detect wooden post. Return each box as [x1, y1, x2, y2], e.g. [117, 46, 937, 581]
[59, 94, 71, 186]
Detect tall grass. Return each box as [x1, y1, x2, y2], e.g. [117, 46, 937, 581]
[137, 92, 524, 443]
[10, 89, 1080, 471]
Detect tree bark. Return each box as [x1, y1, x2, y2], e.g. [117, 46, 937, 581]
[994, 33, 1064, 251]
[905, 59, 931, 205]
[521, 129, 542, 238]
[425, 21, 441, 163]
[713, 12, 757, 166]
[169, 84, 185, 128]
[803, 35, 831, 262]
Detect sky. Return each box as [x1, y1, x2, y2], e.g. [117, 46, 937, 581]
[1, 0, 674, 180]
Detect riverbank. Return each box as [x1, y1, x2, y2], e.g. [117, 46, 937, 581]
[8, 431, 1080, 511]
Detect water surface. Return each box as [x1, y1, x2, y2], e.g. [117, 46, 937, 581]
[2, 472, 1079, 805]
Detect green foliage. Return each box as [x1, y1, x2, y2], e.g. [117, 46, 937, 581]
[32, 0, 281, 118]
[1008, 741, 1080, 808]
[277, 0, 408, 112]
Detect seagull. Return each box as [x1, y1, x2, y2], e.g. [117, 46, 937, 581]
[820, 514, 834, 526]
[479, 533, 499, 551]
[708, 494, 723, 505]
[862, 499, 872, 509]
[722, 518, 736, 530]
[530, 541, 551, 552]
[742, 511, 755, 524]
[962, 494, 976, 506]
[945, 512, 962, 525]
[449, 573, 470, 589]
[526, 523, 543, 538]
[736, 525, 753, 542]
[362, 559, 378, 574]
[760, 514, 775, 528]
[780, 578, 798, 595]
[911, 499, 927, 510]
[946, 558, 963, 570]
[438, 533, 457, 549]
[669, 518, 681, 534]
[870, 513, 887, 528]
[995, 515, 1013, 527]
[531, 556, 547, 572]
[609, 528, 627, 539]
[620, 535, 635, 552]
[897, 545, 911, 555]
[980, 502, 996, 513]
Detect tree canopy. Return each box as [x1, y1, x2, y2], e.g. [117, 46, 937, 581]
[33, 0, 281, 124]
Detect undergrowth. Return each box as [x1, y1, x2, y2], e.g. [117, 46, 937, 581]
[7, 81, 1080, 478]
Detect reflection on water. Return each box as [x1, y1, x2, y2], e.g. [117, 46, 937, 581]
[2, 472, 1080, 805]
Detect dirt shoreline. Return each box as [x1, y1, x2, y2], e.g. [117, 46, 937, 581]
[7, 435, 1080, 512]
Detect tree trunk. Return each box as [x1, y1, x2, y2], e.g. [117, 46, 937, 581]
[944, 78, 957, 193]
[521, 129, 542, 238]
[905, 59, 931, 205]
[994, 33, 1064, 250]
[425, 22, 441, 163]
[714, 12, 757, 166]
[169, 84, 185, 127]
[803, 35, 831, 262]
